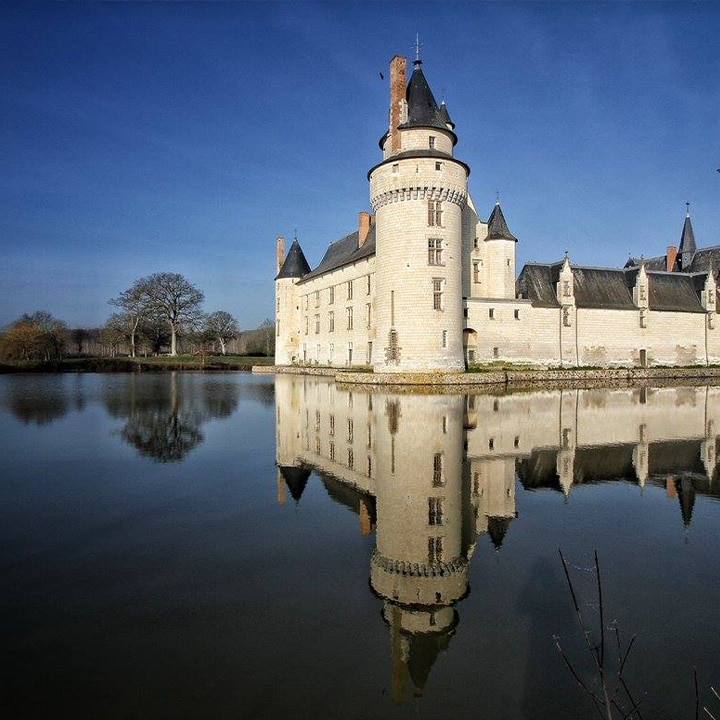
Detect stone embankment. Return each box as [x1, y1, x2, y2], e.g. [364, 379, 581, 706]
[253, 364, 720, 389]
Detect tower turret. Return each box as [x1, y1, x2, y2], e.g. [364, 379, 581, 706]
[275, 237, 311, 365]
[370, 52, 468, 372]
[678, 203, 697, 271]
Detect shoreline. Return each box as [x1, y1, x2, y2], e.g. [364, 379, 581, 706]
[252, 364, 720, 389]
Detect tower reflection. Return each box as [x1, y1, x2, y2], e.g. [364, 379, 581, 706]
[274, 377, 720, 700]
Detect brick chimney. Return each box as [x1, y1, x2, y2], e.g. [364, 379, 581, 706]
[666, 245, 677, 272]
[358, 211, 374, 248]
[276, 236, 285, 274]
[389, 55, 407, 154]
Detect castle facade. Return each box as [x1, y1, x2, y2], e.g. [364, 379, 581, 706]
[275, 53, 720, 372]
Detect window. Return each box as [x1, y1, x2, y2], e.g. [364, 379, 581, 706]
[367, 456, 372, 477]
[366, 275, 371, 295]
[435, 161, 442, 171]
[305, 296, 309, 310]
[428, 536, 443, 565]
[366, 303, 371, 328]
[428, 200, 442, 226]
[473, 262, 480, 284]
[314, 290, 319, 307]
[367, 341, 372, 363]
[433, 453, 444, 487]
[514, 309, 520, 320]
[348, 342, 353, 364]
[473, 237, 479, 249]
[433, 279, 443, 310]
[392, 163, 399, 174]
[329, 311, 334, 332]
[314, 315, 320, 334]
[315, 410, 321, 432]
[329, 286, 335, 304]
[315, 437, 321, 454]
[347, 281, 353, 300]
[428, 497, 443, 526]
[347, 307, 353, 330]
[428, 238, 443, 265]
[489, 308, 494, 319]
[563, 280, 571, 297]
[428, 135, 435, 149]
[442, 330, 447, 348]
[329, 342, 334, 362]
[329, 441, 335, 461]
[563, 307, 571, 327]
[347, 419, 353, 442]
[329, 414, 335, 436]
[304, 316, 308, 335]
[348, 449, 354, 469]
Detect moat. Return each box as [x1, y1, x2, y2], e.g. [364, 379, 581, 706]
[2, 372, 720, 719]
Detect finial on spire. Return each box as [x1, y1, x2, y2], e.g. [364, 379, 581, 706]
[686, 201, 690, 217]
[294, 228, 297, 241]
[495, 189, 500, 205]
[414, 33, 422, 64]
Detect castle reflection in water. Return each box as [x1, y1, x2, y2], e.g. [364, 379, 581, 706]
[274, 377, 720, 701]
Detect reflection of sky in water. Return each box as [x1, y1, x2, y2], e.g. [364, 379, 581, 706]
[0, 374, 719, 719]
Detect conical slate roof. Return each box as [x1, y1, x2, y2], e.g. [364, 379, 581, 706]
[403, 60, 448, 132]
[275, 238, 311, 280]
[486, 203, 518, 241]
[439, 101, 454, 129]
[279, 466, 311, 502]
[678, 212, 697, 270]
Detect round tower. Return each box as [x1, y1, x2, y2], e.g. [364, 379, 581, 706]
[274, 236, 310, 365]
[369, 54, 469, 373]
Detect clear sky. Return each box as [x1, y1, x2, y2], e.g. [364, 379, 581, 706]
[2, 1, 719, 330]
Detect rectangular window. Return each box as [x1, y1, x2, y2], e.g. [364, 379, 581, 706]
[514, 309, 520, 320]
[366, 303, 371, 328]
[428, 497, 443, 526]
[366, 275, 371, 295]
[367, 341, 372, 364]
[435, 161, 442, 170]
[315, 410, 321, 432]
[329, 311, 334, 332]
[347, 281, 353, 300]
[348, 449, 354, 469]
[563, 280, 571, 297]
[304, 316, 308, 334]
[473, 262, 480, 284]
[489, 308, 494, 319]
[428, 536, 443, 565]
[314, 315, 320, 334]
[473, 237, 479, 249]
[329, 413, 335, 436]
[329, 441, 335, 461]
[329, 342, 334, 362]
[392, 163, 399, 174]
[428, 200, 442, 227]
[347, 307, 353, 330]
[428, 136, 435, 149]
[428, 238, 443, 265]
[347, 418, 353, 442]
[315, 437, 321, 455]
[442, 330, 447, 348]
[433, 453, 444, 487]
[433, 279, 443, 310]
[314, 290, 319, 307]
[329, 286, 335, 304]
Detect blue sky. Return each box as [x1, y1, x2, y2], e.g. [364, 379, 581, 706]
[2, 1, 719, 330]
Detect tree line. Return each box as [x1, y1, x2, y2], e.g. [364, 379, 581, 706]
[0, 272, 275, 362]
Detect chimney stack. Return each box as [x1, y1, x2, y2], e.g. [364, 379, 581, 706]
[276, 236, 286, 274]
[358, 211, 374, 248]
[666, 245, 677, 272]
[389, 55, 407, 154]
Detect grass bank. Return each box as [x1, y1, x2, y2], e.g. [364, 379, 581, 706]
[0, 355, 275, 374]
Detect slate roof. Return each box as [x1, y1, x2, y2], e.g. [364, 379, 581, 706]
[678, 213, 697, 269]
[439, 100, 454, 129]
[518, 261, 707, 313]
[299, 225, 376, 283]
[486, 203, 517, 241]
[276, 239, 311, 280]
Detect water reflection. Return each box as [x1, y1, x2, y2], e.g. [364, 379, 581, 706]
[274, 378, 720, 701]
[102, 373, 240, 462]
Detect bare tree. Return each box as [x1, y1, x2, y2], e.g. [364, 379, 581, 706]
[109, 279, 152, 357]
[205, 310, 240, 355]
[144, 273, 204, 356]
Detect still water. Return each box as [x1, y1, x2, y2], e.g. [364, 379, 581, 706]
[1, 372, 719, 720]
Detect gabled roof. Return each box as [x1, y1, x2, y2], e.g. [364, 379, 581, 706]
[486, 203, 517, 241]
[518, 261, 707, 313]
[300, 226, 376, 282]
[275, 239, 311, 280]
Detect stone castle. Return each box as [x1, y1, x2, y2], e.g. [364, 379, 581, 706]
[274, 52, 720, 372]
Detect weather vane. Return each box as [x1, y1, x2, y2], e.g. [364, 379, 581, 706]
[414, 33, 421, 62]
